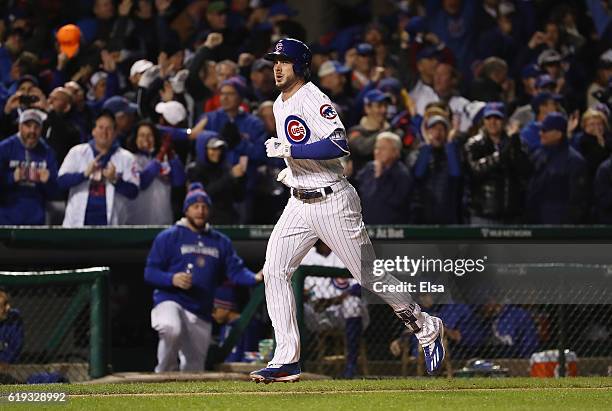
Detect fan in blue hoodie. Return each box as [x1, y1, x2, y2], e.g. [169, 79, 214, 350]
[0, 109, 58, 225]
[145, 183, 263, 372]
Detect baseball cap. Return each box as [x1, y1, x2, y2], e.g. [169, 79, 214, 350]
[155, 101, 187, 126]
[318, 60, 350, 78]
[363, 89, 390, 105]
[103, 96, 138, 115]
[416, 45, 440, 61]
[252, 58, 273, 72]
[207, 0, 227, 13]
[90, 71, 108, 87]
[426, 115, 450, 129]
[19, 109, 46, 125]
[130, 59, 154, 77]
[378, 77, 402, 95]
[183, 182, 212, 212]
[405, 16, 427, 36]
[540, 112, 567, 133]
[537, 49, 562, 66]
[206, 137, 227, 149]
[356, 43, 374, 56]
[17, 74, 39, 88]
[482, 102, 505, 119]
[56, 24, 81, 58]
[535, 74, 556, 90]
[531, 91, 562, 112]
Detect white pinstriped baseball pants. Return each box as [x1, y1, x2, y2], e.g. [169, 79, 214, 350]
[263, 179, 439, 365]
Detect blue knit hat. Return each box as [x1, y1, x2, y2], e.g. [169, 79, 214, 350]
[183, 182, 212, 213]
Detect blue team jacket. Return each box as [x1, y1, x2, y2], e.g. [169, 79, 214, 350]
[0, 134, 58, 224]
[144, 220, 257, 321]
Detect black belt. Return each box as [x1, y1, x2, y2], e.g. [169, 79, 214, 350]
[292, 186, 333, 200]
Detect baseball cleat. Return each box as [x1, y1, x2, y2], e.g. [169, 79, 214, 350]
[250, 362, 301, 383]
[422, 317, 445, 375]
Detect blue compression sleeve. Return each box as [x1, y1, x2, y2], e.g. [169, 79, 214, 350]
[291, 135, 349, 160]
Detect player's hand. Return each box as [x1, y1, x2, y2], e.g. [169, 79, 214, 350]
[276, 167, 292, 186]
[265, 137, 291, 158]
[172, 272, 192, 290]
[254, 270, 264, 283]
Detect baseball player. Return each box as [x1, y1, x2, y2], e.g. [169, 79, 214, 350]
[250, 38, 445, 383]
[145, 183, 263, 372]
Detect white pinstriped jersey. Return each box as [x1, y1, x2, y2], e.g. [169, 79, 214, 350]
[273, 82, 347, 189]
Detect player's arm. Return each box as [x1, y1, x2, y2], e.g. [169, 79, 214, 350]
[291, 129, 349, 160]
[267, 129, 350, 160]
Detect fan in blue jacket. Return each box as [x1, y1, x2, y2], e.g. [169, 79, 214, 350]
[0, 109, 58, 225]
[525, 112, 589, 224]
[144, 183, 263, 372]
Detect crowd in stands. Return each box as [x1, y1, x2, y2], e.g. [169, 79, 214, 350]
[2, 0, 612, 226]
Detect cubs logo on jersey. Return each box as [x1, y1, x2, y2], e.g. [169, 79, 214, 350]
[319, 104, 338, 120]
[284, 115, 310, 144]
[331, 277, 350, 290]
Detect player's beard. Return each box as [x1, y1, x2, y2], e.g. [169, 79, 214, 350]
[186, 215, 207, 231]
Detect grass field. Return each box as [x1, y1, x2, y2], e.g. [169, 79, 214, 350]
[0, 377, 611, 410]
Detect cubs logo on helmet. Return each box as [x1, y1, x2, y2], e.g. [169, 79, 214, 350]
[284, 115, 310, 144]
[320, 104, 338, 120]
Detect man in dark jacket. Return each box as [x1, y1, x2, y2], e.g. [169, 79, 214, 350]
[525, 112, 589, 224]
[408, 115, 462, 224]
[187, 134, 246, 225]
[43, 87, 81, 164]
[464, 102, 531, 225]
[355, 132, 412, 224]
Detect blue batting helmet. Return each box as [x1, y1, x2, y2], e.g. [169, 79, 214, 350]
[265, 38, 312, 79]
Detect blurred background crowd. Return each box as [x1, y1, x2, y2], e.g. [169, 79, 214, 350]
[3, 0, 612, 227]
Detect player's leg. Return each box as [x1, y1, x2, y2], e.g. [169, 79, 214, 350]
[177, 310, 213, 372]
[264, 197, 318, 364]
[311, 183, 445, 374]
[251, 198, 318, 382]
[151, 301, 184, 372]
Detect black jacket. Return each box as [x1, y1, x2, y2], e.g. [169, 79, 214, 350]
[464, 131, 531, 221]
